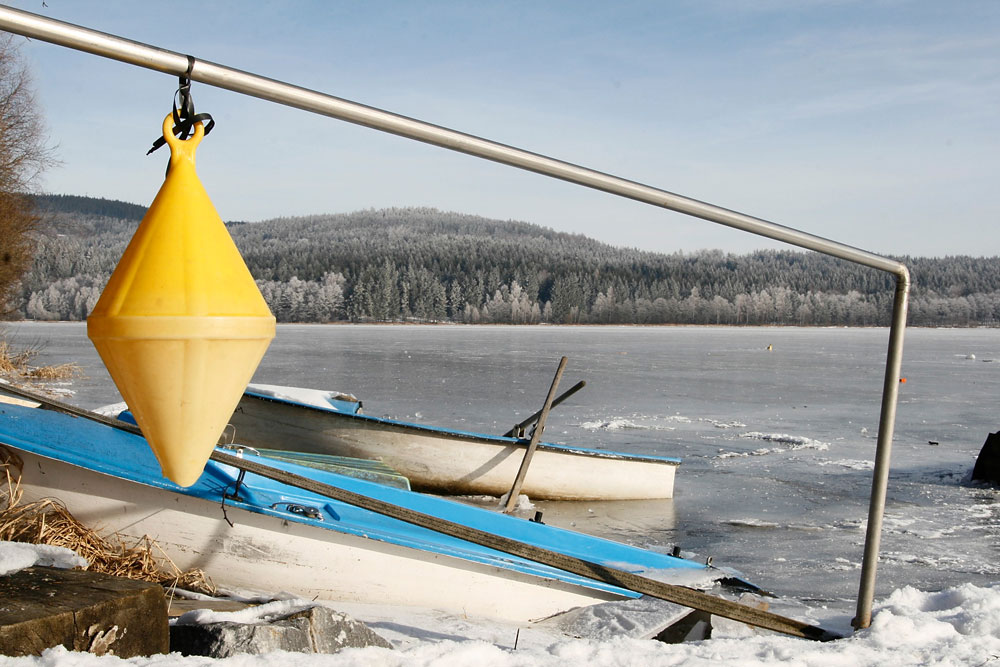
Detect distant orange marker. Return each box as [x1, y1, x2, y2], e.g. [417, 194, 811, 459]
[899, 377, 907, 383]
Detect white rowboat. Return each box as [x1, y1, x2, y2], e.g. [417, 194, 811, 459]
[224, 385, 680, 501]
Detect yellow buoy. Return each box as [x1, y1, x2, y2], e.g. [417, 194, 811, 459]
[88, 113, 275, 487]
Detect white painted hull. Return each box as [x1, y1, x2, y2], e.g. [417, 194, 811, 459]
[9, 447, 622, 623]
[229, 394, 678, 500]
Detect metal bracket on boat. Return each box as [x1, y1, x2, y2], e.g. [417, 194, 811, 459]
[218, 443, 261, 458]
[271, 502, 324, 521]
[224, 469, 247, 502]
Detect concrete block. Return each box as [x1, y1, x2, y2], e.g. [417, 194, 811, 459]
[0, 566, 168, 657]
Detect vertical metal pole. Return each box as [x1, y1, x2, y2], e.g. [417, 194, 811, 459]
[854, 269, 910, 629]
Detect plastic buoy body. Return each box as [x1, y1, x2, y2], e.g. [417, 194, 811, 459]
[88, 114, 275, 486]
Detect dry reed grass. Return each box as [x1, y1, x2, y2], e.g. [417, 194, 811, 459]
[0, 339, 32, 375]
[0, 338, 81, 381]
[22, 362, 82, 381]
[1, 447, 215, 595]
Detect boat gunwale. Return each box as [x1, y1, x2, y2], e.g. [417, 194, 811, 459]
[242, 390, 682, 466]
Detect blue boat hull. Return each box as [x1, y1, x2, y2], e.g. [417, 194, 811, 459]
[0, 402, 710, 623]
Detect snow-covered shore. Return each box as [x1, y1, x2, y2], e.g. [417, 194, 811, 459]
[2, 541, 998, 666]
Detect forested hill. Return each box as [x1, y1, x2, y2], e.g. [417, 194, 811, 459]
[15, 195, 1000, 327]
[36, 194, 146, 223]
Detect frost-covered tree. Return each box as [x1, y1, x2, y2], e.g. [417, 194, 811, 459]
[0, 36, 55, 315]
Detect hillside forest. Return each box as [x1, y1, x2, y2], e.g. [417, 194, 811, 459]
[11, 195, 1000, 327]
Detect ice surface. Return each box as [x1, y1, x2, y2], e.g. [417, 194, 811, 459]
[7, 323, 1000, 665]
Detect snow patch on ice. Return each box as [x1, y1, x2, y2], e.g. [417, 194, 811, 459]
[716, 448, 773, 459]
[579, 417, 647, 431]
[882, 514, 959, 540]
[725, 518, 781, 529]
[829, 557, 860, 571]
[700, 418, 747, 429]
[740, 432, 830, 450]
[714, 432, 830, 459]
[818, 458, 875, 470]
[661, 415, 693, 424]
[579, 413, 702, 431]
[878, 552, 978, 572]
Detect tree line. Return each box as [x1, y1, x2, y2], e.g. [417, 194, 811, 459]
[11, 195, 1000, 327]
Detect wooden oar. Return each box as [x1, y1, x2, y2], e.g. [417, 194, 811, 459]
[0, 382, 841, 641]
[503, 357, 567, 513]
[503, 379, 586, 438]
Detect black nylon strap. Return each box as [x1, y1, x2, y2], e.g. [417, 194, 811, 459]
[147, 56, 215, 155]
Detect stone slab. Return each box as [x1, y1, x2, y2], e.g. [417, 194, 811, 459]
[170, 604, 392, 657]
[0, 566, 169, 657]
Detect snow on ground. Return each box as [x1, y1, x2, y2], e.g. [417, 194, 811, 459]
[2, 542, 999, 666]
[0, 541, 87, 576]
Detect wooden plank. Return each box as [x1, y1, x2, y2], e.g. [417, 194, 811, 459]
[0, 384, 142, 435]
[0, 394, 40, 408]
[210, 450, 841, 642]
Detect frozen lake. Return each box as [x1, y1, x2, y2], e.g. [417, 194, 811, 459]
[5, 321, 999, 624]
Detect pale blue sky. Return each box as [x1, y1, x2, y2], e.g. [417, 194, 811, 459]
[6, 0, 999, 256]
